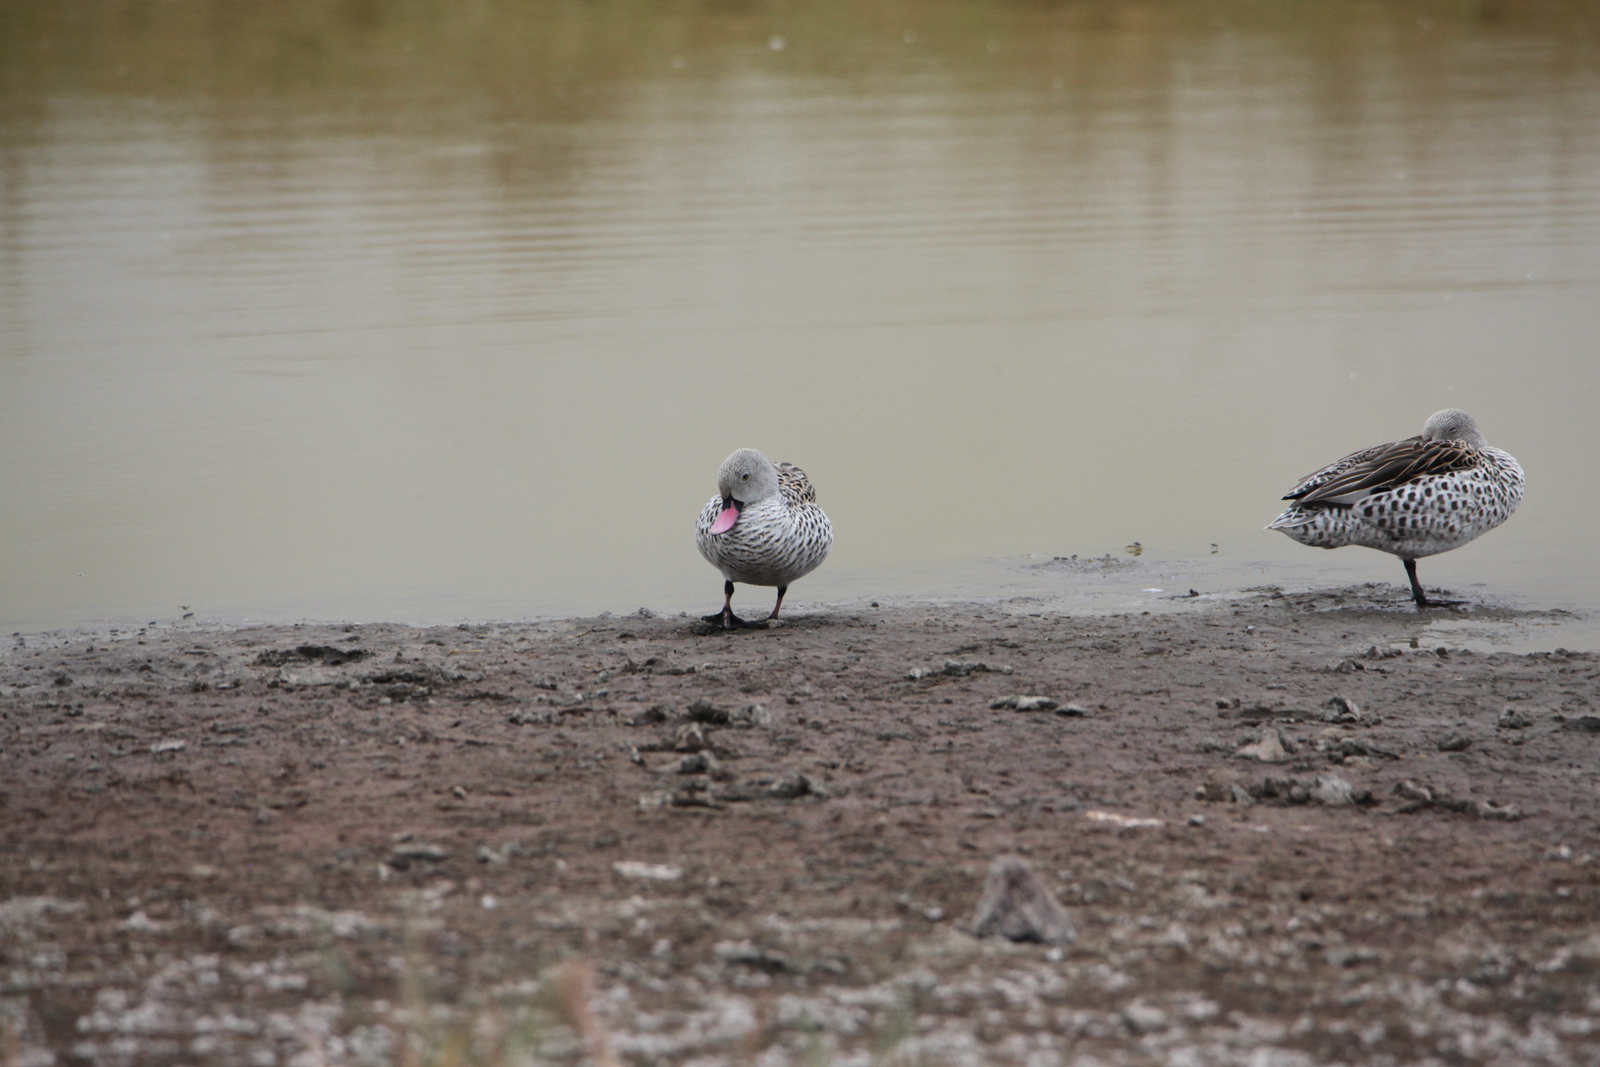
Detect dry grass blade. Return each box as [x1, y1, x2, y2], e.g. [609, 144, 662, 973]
[554, 959, 621, 1067]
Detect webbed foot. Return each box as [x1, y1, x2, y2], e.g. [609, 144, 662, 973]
[702, 609, 766, 629]
[1403, 560, 1465, 611]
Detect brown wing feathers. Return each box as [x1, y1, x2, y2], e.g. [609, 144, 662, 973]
[1289, 437, 1481, 507]
[775, 462, 818, 505]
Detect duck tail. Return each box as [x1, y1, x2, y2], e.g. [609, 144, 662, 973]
[1266, 508, 1317, 531]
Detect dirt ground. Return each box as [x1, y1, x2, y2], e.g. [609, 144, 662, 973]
[2, 583, 1598, 1067]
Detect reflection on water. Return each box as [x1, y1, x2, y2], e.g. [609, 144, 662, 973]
[2, 1, 1599, 640]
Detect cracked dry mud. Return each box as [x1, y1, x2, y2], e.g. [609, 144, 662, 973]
[2, 585, 1598, 1066]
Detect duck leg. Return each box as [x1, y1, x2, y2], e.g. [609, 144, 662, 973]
[703, 580, 749, 629]
[1402, 558, 1464, 609]
[766, 585, 789, 621]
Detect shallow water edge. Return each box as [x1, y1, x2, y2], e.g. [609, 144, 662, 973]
[13, 561, 1596, 657]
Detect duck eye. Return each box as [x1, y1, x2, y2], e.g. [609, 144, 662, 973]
[741, 473, 749, 481]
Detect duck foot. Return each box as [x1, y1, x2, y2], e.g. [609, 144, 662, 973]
[1403, 559, 1466, 610]
[702, 609, 763, 629]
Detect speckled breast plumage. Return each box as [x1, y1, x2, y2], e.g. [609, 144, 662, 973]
[1269, 446, 1523, 559]
[695, 465, 833, 587]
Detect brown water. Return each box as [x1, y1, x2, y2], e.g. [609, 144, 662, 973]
[2, 0, 1599, 643]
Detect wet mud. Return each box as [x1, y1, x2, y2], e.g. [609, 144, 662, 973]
[2, 585, 1598, 1065]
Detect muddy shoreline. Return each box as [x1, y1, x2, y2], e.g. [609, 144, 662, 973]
[3, 584, 1598, 1066]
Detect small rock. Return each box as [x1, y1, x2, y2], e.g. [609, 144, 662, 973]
[1561, 932, 1600, 970]
[476, 844, 514, 865]
[1394, 779, 1443, 804]
[150, 739, 187, 754]
[1234, 728, 1290, 762]
[728, 703, 772, 726]
[1474, 800, 1524, 821]
[1120, 999, 1170, 1035]
[389, 843, 447, 867]
[1331, 658, 1366, 674]
[1084, 810, 1164, 829]
[613, 861, 682, 881]
[672, 751, 721, 776]
[669, 781, 723, 808]
[1195, 736, 1232, 754]
[714, 941, 790, 973]
[1313, 696, 1363, 724]
[673, 723, 710, 752]
[1437, 732, 1473, 752]
[906, 668, 929, 680]
[508, 708, 553, 726]
[941, 660, 1012, 676]
[1563, 716, 1600, 734]
[969, 856, 1077, 945]
[1327, 737, 1399, 760]
[1159, 923, 1194, 951]
[1391, 780, 1522, 820]
[1186, 814, 1206, 827]
[120, 910, 163, 933]
[640, 655, 695, 675]
[631, 704, 672, 724]
[685, 699, 729, 724]
[1310, 774, 1356, 807]
[1055, 703, 1090, 717]
[1497, 707, 1534, 730]
[989, 695, 1058, 712]
[767, 772, 811, 799]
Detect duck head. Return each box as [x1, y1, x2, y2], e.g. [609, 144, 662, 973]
[1422, 409, 1488, 449]
[709, 448, 779, 534]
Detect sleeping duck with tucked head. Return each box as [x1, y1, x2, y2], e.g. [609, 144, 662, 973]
[1267, 409, 1523, 609]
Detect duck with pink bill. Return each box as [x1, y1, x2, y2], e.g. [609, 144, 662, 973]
[694, 448, 834, 629]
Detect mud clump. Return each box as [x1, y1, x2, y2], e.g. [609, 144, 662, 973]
[969, 855, 1077, 944]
